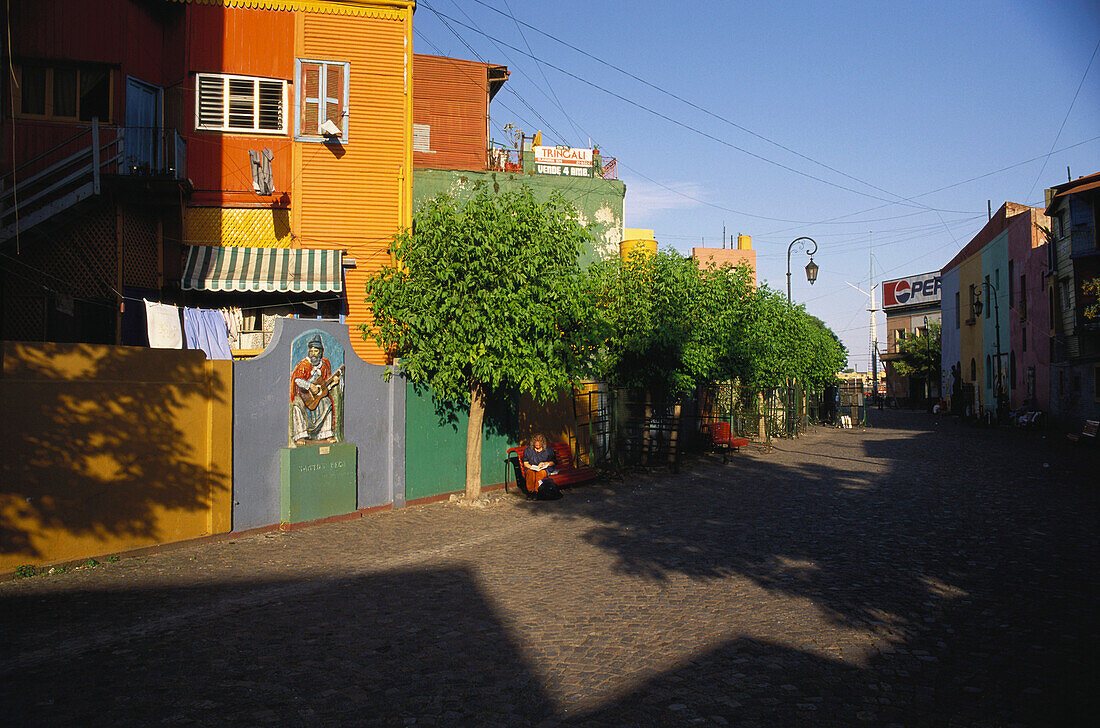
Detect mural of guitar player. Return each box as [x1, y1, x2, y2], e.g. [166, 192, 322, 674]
[289, 331, 345, 447]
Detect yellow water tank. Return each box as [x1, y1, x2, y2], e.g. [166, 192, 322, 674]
[621, 228, 657, 260]
[737, 234, 752, 250]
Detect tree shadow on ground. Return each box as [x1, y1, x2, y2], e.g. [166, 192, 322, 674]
[1, 343, 229, 562]
[3, 410, 1096, 726]
[3, 557, 1093, 727]
[524, 409, 1099, 725]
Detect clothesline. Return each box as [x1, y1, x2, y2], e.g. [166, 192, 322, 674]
[119, 290, 343, 311]
[144, 300, 240, 360]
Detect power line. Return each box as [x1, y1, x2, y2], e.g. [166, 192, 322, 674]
[423, 7, 956, 209]
[462, 0, 968, 216]
[1024, 37, 1100, 203]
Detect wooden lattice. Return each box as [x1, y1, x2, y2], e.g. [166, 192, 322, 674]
[2, 291, 46, 342]
[122, 207, 159, 290]
[184, 207, 293, 248]
[55, 204, 117, 299]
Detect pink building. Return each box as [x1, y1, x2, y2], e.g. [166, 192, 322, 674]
[1007, 207, 1051, 412]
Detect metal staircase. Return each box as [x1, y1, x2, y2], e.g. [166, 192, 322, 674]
[0, 119, 186, 244]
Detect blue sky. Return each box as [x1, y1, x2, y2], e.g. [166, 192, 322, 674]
[412, 0, 1100, 370]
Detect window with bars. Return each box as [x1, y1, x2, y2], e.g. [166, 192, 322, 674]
[295, 59, 349, 142]
[195, 73, 286, 134]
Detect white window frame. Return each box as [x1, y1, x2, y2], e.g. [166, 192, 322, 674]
[295, 58, 350, 143]
[194, 72, 288, 135]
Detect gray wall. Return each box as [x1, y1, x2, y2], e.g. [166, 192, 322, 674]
[232, 319, 405, 531]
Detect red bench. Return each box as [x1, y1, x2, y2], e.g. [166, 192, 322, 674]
[506, 441, 598, 497]
[1067, 419, 1098, 445]
[702, 421, 750, 463]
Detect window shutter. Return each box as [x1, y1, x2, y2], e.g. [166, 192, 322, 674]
[325, 63, 344, 132]
[198, 75, 225, 128]
[258, 80, 283, 131]
[300, 62, 322, 135]
[228, 77, 255, 129]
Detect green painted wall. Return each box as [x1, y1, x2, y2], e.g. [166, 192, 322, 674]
[279, 443, 358, 524]
[404, 381, 518, 501]
[413, 168, 626, 267]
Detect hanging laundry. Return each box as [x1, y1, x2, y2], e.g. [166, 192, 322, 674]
[183, 307, 233, 360]
[249, 148, 274, 195]
[220, 307, 241, 348]
[144, 299, 183, 349]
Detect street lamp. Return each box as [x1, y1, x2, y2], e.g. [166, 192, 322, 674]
[787, 237, 819, 304]
[972, 281, 1003, 420]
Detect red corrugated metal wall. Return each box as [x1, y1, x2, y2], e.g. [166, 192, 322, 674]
[185, 5, 295, 204]
[2, 0, 179, 175]
[412, 54, 489, 171]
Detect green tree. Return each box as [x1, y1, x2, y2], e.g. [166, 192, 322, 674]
[586, 251, 755, 397]
[893, 321, 942, 383]
[586, 251, 846, 392]
[1083, 277, 1100, 321]
[363, 187, 593, 498]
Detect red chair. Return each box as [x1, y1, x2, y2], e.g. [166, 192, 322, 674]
[702, 421, 750, 463]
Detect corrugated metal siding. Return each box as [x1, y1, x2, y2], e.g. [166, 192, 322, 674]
[2, 122, 118, 181]
[298, 9, 410, 364]
[11, 0, 170, 79]
[188, 5, 295, 79]
[188, 136, 294, 202]
[184, 5, 295, 199]
[412, 55, 489, 171]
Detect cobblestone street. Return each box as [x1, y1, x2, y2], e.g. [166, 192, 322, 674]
[2, 409, 1097, 727]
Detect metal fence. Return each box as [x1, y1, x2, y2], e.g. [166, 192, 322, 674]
[571, 381, 828, 472]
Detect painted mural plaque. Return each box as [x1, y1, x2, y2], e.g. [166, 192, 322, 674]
[289, 329, 345, 447]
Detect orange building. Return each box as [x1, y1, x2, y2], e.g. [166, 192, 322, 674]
[412, 54, 508, 172]
[693, 234, 758, 287]
[178, 0, 414, 364]
[2, 0, 414, 363]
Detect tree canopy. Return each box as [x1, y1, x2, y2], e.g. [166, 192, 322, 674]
[363, 187, 593, 497]
[366, 202, 849, 497]
[584, 251, 846, 395]
[892, 321, 942, 383]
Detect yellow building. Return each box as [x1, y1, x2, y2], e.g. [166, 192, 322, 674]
[178, 0, 415, 365]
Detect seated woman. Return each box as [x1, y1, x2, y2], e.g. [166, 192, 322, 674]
[521, 433, 556, 495]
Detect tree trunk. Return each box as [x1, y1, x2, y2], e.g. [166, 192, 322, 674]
[465, 382, 486, 499]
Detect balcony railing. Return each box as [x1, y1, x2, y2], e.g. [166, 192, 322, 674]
[119, 126, 187, 179]
[487, 147, 523, 173]
[0, 120, 186, 243]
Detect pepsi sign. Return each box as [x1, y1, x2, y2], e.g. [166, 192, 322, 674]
[882, 273, 941, 309]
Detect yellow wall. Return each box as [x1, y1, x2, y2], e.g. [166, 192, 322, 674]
[184, 208, 294, 248]
[294, 3, 413, 364]
[515, 383, 604, 467]
[958, 255, 984, 407]
[1, 343, 232, 571]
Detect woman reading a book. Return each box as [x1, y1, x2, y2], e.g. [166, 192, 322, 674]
[521, 433, 556, 495]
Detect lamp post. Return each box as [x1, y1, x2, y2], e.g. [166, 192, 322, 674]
[787, 237, 819, 304]
[973, 280, 1003, 421]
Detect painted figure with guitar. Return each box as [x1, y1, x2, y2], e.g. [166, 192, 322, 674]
[290, 335, 343, 446]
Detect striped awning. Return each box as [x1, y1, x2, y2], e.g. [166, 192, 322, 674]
[182, 246, 343, 293]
